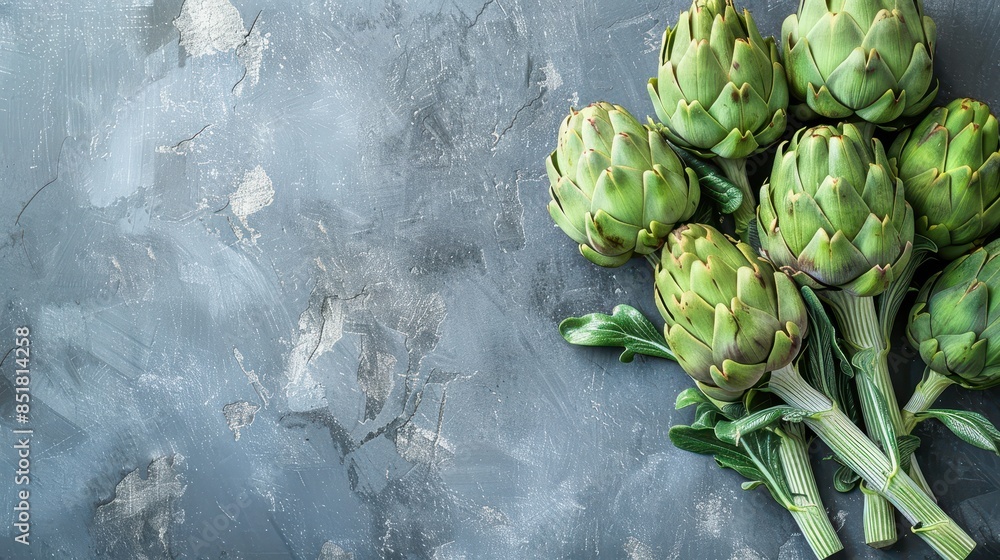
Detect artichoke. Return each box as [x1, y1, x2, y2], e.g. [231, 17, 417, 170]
[654, 223, 807, 402]
[758, 123, 914, 297]
[890, 98, 1000, 260]
[782, 0, 938, 124]
[648, 0, 788, 159]
[908, 240, 1000, 390]
[546, 102, 700, 267]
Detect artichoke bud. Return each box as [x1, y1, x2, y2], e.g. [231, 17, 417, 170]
[654, 224, 807, 402]
[546, 102, 701, 267]
[890, 98, 1000, 259]
[648, 0, 789, 159]
[783, 0, 938, 125]
[758, 123, 914, 297]
[908, 240, 1000, 389]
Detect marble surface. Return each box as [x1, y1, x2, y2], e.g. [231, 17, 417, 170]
[2, 0, 999, 558]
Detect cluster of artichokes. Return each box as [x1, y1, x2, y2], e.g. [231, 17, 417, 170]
[542, 1, 1000, 559]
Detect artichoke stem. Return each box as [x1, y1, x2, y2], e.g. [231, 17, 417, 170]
[777, 422, 844, 559]
[878, 247, 932, 342]
[715, 157, 755, 241]
[902, 368, 956, 434]
[910, 457, 937, 501]
[862, 486, 898, 548]
[865, 287, 941, 497]
[902, 371, 948, 502]
[823, 291, 904, 546]
[768, 365, 976, 559]
[644, 253, 660, 269]
[824, 293, 905, 430]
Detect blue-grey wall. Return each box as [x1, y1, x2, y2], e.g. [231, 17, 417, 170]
[2, 1, 998, 558]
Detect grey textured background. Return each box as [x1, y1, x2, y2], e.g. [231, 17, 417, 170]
[1, 0, 999, 558]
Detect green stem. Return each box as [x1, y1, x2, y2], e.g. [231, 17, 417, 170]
[862, 484, 897, 548]
[768, 365, 976, 559]
[715, 157, 755, 241]
[875, 248, 939, 499]
[644, 253, 660, 269]
[858, 481, 895, 546]
[878, 248, 930, 342]
[902, 368, 956, 434]
[899, 369, 951, 499]
[778, 422, 843, 559]
[823, 291, 901, 547]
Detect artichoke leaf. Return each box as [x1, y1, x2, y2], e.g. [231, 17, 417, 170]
[916, 408, 1000, 455]
[798, 286, 860, 423]
[714, 404, 811, 446]
[898, 434, 922, 473]
[659, 132, 744, 214]
[834, 463, 861, 493]
[691, 402, 724, 430]
[558, 304, 674, 362]
[675, 387, 711, 410]
[669, 426, 797, 508]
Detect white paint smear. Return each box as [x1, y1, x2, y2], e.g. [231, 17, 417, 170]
[235, 24, 269, 96]
[94, 455, 186, 559]
[540, 60, 562, 91]
[731, 542, 767, 560]
[175, 0, 268, 96]
[283, 296, 345, 411]
[223, 400, 260, 441]
[695, 495, 727, 538]
[395, 424, 453, 466]
[233, 347, 271, 408]
[318, 541, 355, 560]
[230, 165, 274, 223]
[174, 0, 246, 57]
[624, 537, 654, 560]
[228, 165, 274, 241]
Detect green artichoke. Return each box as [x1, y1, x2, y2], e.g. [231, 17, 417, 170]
[648, 0, 788, 159]
[654, 223, 807, 402]
[908, 240, 1000, 390]
[758, 123, 914, 296]
[546, 102, 700, 267]
[890, 98, 1000, 260]
[782, 0, 938, 124]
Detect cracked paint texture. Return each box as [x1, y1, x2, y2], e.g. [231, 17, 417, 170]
[2, 1, 1000, 559]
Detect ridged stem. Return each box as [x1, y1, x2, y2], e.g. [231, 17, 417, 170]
[902, 368, 956, 434]
[910, 457, 936, 501]
[778, 422, 843, 559]
[715, 157, 754, 241]
[768, 365, 976, 559]
[875, 248, 938, 498]
[878, 248, 930, 342]
[823, 291, 901, 547]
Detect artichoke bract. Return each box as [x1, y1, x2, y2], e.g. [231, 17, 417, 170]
[890, 98, 1000, 260]
[908, 240, 1000, 390]
[654, 223, 806, 402]
[759, 123, 914, 297]
[648, 0, 788, 159]
[546, 102, 700, 267]
[783, 0, 938, 124]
